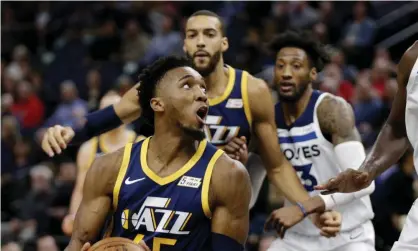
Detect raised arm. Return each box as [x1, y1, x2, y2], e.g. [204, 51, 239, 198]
[65, 149, 122, 251]
[210, 155, 251, 250]
[41, 84, 141, 156]
[247, 76, 310, 203]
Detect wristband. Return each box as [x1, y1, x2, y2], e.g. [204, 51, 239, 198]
[296, 202, 308, 217]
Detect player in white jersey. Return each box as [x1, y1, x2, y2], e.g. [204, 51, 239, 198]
[312, 41, 418, 251]
[261, 30, 375, 251]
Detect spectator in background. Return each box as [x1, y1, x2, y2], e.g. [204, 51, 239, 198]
[42, 80, 88, 130]
[122, 19, 151, 62]
[4, 45, 31, 82]
[11, 81, 45, 133]
[2, 93, 14, 117]
[352, 72, 383, 147]
[317, 1, 342, 44]
[1, 242, 22, 251]
[288, 1, 319, 29]
[341, 1, 376, 68]
[1, 116, 20, 175]
[140, 14, 182, 66]
[36, 235, 59, 251]
[320, 63, 355, 102]
[89, 19, 121, 61]
[85, 69, 102, 111]
[371, 56, 395, 98]
[329, 47, 358, 82]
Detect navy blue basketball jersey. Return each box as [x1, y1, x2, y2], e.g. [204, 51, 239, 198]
[205, 66, 252, 147]
[106, 137, 224, 251]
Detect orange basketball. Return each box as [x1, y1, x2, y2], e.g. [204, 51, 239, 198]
[89, 237, 146, 251]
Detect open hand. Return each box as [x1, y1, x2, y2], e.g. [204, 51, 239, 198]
[314, 168, 372, 194]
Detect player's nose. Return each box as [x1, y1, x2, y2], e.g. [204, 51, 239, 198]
[195, 88, 208, 103]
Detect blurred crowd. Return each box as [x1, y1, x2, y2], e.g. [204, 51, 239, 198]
[1, 2, 417, 251]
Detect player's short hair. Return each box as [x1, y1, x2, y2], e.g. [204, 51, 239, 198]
[137, 56, 192, 125]
[188, 10, 225, 36]
[268, 30, 330, 72]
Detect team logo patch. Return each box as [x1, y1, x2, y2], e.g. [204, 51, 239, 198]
[177, 176, 202, 188]
[226, 99, 243, 108]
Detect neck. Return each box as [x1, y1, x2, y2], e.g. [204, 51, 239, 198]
[150, 122, 197, 167]
[204, 59, 229, 98]
[281, 86, 313, 124]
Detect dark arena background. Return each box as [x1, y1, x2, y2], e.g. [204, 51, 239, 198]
[1, 1, 417, 251]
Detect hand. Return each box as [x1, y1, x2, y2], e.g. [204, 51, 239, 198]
[62, 214, 75, 236]
[309, 211, 341, 238]
[264, 205, 304, 239]
[138, 241, 151, 251]
[224, 136, 248, 164]
[41, 125, 75, 157]
[81, 242, 91, 251]
[314, 168, 372, 194]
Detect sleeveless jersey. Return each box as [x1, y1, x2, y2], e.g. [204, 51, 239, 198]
[205, 66, 252, 147]
[86, 131, 141, 168]
[275, 90, 374, 235]
[107, 137, 224, 251]
[406, 56, 418, 171]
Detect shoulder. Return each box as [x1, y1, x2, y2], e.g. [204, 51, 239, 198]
[211, 153, 251, 200]
[317, 93, 355, 134]
[85, 146, 127, 194]
[79, 138, 97, 154]
[245, 73, 271, 98]
[244, 73, 275, 120]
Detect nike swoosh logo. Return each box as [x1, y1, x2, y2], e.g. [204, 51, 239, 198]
[125, 177, 145, 185]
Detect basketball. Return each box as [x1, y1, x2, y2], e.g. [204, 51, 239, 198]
[89, 237, 146, 251]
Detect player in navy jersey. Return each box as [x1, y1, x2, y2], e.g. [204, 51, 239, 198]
[261, 31, 375, 250]
[65, 56, 252, 251]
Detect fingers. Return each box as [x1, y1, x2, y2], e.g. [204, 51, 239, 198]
[62, 126, 75, 142]
[53, 126, 67, 150]
[81, 242, 91, 251]
[42, 136, 54, 157]
[320, 226, 340, 237]
[47, 127, 62, 154]
[138, 241, 151, 251]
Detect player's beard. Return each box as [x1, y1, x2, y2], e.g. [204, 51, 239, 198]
[187, 50, 222, 77]
[276, 78, 311, 103]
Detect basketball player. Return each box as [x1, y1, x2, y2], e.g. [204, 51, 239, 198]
[312, 42, 418, 250]
[65, 56, 252, 251]
[62, 92, 145, 236]
[41, 11, 340, 235]
[257, 30, 375, 251]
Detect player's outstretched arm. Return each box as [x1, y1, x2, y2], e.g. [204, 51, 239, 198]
[210, 155, 251, 250]
[65, 148, 123, 251]
[315, 42, 418, 194]
[41, 84, 141, 156]
[315, 95, 375, 208]
[247, 75, 310, 203]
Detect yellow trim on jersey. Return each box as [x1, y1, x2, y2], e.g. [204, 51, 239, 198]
[136, 135, 147, 142]
[99, 131, 137, 154]
[180, 213, 192, 231]
[140, 137, 207, 186]
[103, 216, 114, 238]
[241, 71, 253, 128]
[201, 149, 224, 219]
[164, 211, 175, 229]
[209, 66, 236, 106]
[150, 209, 157, 230]
[112, 143, 133, 210]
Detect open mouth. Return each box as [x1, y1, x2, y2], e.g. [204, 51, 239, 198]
[194, 51, 210, 58]
[196, 106, 208, 124]
[279, 81, 295, 92]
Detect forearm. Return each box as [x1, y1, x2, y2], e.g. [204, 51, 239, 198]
[360, 122, 409, 179]
[267, 161, 310, 204]
[319, 181, 375, 210]
[71, 105, 123, 144]
[65, 239, 84, 251]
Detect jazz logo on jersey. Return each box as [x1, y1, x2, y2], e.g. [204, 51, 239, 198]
[122, 196, 192, 235]
[204, 115, 240, 145]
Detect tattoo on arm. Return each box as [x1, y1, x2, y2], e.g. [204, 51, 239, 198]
[317, 95, 360, 145]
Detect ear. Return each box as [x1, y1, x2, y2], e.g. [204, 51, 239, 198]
[221, 37, 229, 53]
[150, 97, 164, 113]
[310, 67, 318, 81]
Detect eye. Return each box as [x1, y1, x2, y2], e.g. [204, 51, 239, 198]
[183, 83, 191, 89]
[293, 64, 301, 69]
[200, 86, 207, 94]
[277, 64, 284, 69]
